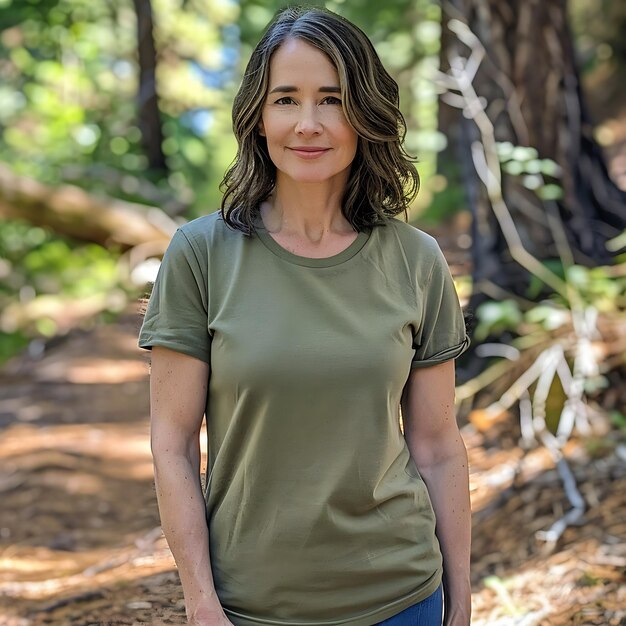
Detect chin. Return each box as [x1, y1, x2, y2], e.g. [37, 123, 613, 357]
[282, 167, 350, 185]
[292, 174, 335, 184]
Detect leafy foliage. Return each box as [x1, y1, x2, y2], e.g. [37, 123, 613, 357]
[474, 262, 625, 342]
[0, 220, 128, 362]
[0, 0, 240, 361]
[0, 0, 238, 208]
[0, 0, 624, 369]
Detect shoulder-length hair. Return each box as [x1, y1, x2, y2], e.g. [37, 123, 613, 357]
[220, 6, 419, 234]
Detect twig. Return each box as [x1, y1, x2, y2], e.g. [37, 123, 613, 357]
[475, 278, 538, 310]
[434, 19, 582, 309]
[535, 458, 586, 544]
[36, 590, 105, 613]
[455, 333, 553, 401]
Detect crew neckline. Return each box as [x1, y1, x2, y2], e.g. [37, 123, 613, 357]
[254, 219, 372, 268]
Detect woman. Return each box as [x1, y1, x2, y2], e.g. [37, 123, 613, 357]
[139, 6, 471, 626]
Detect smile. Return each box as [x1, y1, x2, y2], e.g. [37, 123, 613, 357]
[288, 147, 331, 159]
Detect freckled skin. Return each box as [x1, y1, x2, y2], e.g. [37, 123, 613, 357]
[401, 360, 472, 626]
[149, 346, 233, 625]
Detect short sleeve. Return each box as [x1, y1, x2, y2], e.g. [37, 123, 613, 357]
[411, 243, 470, 368]
[138, 228, 211, 363]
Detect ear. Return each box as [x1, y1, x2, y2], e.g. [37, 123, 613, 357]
[258, 120, 266, 137]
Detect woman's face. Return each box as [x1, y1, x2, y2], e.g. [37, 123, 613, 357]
[259, 38, 358, 187]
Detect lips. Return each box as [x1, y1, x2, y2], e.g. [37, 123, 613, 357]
[288, 147, 331, 159]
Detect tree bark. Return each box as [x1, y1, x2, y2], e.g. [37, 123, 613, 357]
[439, 0, 626, 296]
[0, 164, 175, 250]
[132, 0, 167, 174]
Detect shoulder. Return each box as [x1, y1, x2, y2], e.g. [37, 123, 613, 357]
[379, 217, 443, 267]
[178, 210, 231, 245]
[175, 210, 246, 261]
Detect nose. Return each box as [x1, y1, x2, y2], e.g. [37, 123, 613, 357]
[295, 104, 322, 136]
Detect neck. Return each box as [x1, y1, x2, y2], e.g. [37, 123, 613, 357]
[261, 177, 353, 243]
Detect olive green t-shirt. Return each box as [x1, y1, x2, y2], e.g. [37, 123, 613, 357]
[138, 211, 469, 626]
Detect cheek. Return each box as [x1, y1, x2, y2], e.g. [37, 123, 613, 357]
[341, 128, 358, 153]
[263, 118, 290, 142]
[329, 114, 357, 147]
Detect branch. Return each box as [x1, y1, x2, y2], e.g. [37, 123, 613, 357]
[434, 20, 582, 308]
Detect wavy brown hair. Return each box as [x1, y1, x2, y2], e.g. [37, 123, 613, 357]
[220, 6, 419, 233]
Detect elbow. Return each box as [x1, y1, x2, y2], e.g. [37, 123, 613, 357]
[407, 433, 468, 469]
[150, 432, 168, 464]
[150, 430, 200, 469]
[151, 438, 180, 466]
[151, 444, 168, 482]
[150, 439, 166, 468]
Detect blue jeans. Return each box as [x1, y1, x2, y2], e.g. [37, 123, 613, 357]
[375, 586, 443, 626]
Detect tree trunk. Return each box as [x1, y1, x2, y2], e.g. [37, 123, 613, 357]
[132, 0, 167, 174]
[439, 0, 626, 297]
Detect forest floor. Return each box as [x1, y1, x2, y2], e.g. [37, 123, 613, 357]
[0, 303, 624, 626]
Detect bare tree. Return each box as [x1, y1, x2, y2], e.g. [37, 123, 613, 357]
[438, 0, 626, 299]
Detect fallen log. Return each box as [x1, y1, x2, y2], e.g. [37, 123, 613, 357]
[0, 163, 177, 249]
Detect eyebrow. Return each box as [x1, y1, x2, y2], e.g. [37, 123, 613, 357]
[268, 85, 341, 94]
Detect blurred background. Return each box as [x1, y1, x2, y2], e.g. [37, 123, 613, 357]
[0, 0, 624, 625]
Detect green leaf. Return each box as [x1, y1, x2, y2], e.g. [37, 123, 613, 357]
[511, 146, 539, 161]
[496, 141, 514, 161]
[502, 160, 524, 175]
[539, 158, 562, 177]
[475, 299, 523, 341]
[522, 174, 542, 190]
[538, 184, 563, 200]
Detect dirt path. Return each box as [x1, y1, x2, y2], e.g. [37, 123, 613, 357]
[0, 312, 624, 625]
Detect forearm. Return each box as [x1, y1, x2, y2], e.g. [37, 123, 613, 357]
[153, 450, 224, 619]
[414, 439, 471, 624]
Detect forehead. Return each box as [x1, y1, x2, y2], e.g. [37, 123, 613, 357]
[268, 38, 339, 85]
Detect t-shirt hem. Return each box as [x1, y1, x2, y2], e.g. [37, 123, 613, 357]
[137, 336, 211, 364]
[223, 570, 442, 626]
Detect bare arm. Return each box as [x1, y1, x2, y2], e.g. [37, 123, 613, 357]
[401, 360, 471, 626]
[149, 346, 233, 625]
